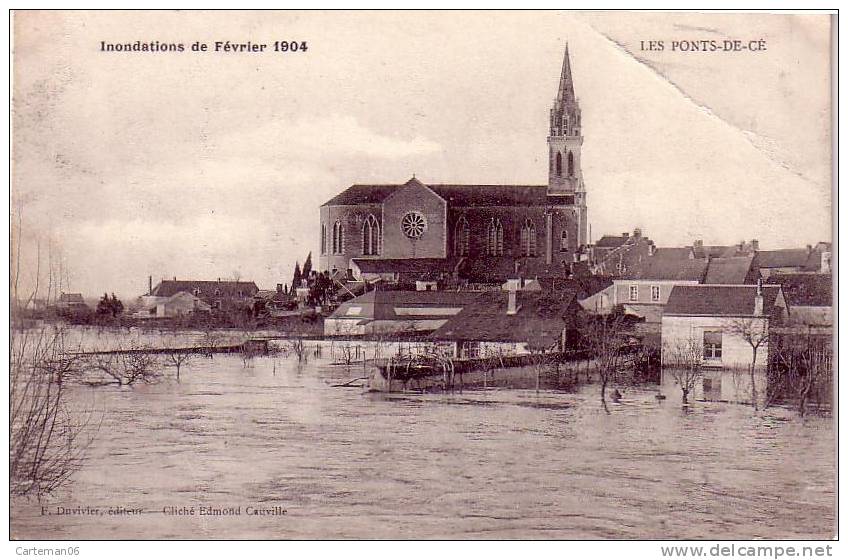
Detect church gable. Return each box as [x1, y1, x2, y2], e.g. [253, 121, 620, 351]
[381, 178, 447, 259]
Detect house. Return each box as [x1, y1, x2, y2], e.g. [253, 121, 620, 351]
[430, 284, 583, 358]
[601, 253, 760, 323]
[767, 273, 832, 326]
[589, 229, 656, 277]
[757, 245, 830, 279]
[661, 282, 789, 404]
[56, 292, 90, 315]
[323, 290, 478, 336]
[144, 278, 259, 311]
[138, 291, 212, 318]
[608, 258, 709, 322]
[319, 47, 589, 285]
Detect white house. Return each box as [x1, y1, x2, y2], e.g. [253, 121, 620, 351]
[661, 282, 789, 404]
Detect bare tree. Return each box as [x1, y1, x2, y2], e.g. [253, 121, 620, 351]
[727, 318, 769, 411]
[84, 344, 162, 386]
[121, 350, 161, 384]
[663, 334, 703, 404]
[10, 326, 96, 497]
[164, 347, 196, 381]
[284, 336, 308, 363]
[770, 332, 833, 416]
[580, 313, 630, 410]
[10, 208, 95, 497]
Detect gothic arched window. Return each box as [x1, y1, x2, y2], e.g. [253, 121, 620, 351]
[567, 151, 575, 176]
[362, 214, 380, 256]
[332, 220, 344, 254]
[560, 229, 569, 251]
[487, 218, 504, 256]
[555, 152, 563, 177]
[520, 219, 537, 257]
[454, 216, 470, 257]
[321, 224, 327, 255]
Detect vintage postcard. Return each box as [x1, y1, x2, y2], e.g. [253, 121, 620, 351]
[9, 10, 835, 544]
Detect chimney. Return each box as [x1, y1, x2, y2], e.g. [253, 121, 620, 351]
[806, 244, 813, 254]
[148, 275, 153, 295]
[754, 278, 764, 316]
[276, 283, 283, 293]
[622, 232, 629, 238]
[507, 285, 519, 316]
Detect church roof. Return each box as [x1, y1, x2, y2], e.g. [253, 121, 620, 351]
[352, 258, 461, 274]
[322, 182, 550, 207]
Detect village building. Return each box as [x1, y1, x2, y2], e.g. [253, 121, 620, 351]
[588, 229, 656, 277]
[142, 278, 259, 312]
[661, 282, 789, 404]
[136, 290, 212, 319]
[319, 47, 589, 286]
[586, 253, 760, 323]
[758, 244, 831, 278]
[323, 290, 479, 337]
[55, 292, 90, 315]
[430, 282, 584, 358]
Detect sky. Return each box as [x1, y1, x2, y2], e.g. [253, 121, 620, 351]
[11, 11, 833, 299]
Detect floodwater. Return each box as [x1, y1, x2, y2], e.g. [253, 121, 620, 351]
[10, 334, 836, 540]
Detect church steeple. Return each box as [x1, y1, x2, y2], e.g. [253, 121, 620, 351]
[556, 44, 575, 103]
[549, 44, 581, 140]
[547, 44, 588, 248]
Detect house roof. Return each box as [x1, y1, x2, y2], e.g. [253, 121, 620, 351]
[803, 250, 823, 272]
[767, 274, 832, 307]
[58, 293, 85, 303]
[430, 290, 580, 346]
[653, 247, 694, 260]
[692, 244, 736, 259]
[330, 289, 479, 323]
[703, 255, 757, 285]
[664, 285, 783, 317]
[535, 275, 614, 299]
[322, 180, 550, 208]
[623, 256, 709, 281]
[351, 258, 460, 274]
[151, 280, 259, 298]
[757, 249, 813, 269]
[595, 235, 629, 248]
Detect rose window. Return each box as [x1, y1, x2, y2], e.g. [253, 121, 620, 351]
[401, 211, 427, 239]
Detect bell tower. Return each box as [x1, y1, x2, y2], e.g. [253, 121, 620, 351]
[547, 44, 588, 247]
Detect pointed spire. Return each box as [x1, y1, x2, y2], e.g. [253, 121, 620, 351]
[557, 43, 575, 102]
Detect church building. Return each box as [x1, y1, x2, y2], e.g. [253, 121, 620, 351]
[319, 46, 589, 284]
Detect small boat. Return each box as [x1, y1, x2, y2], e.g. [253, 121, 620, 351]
[655, 393, 667, 400]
